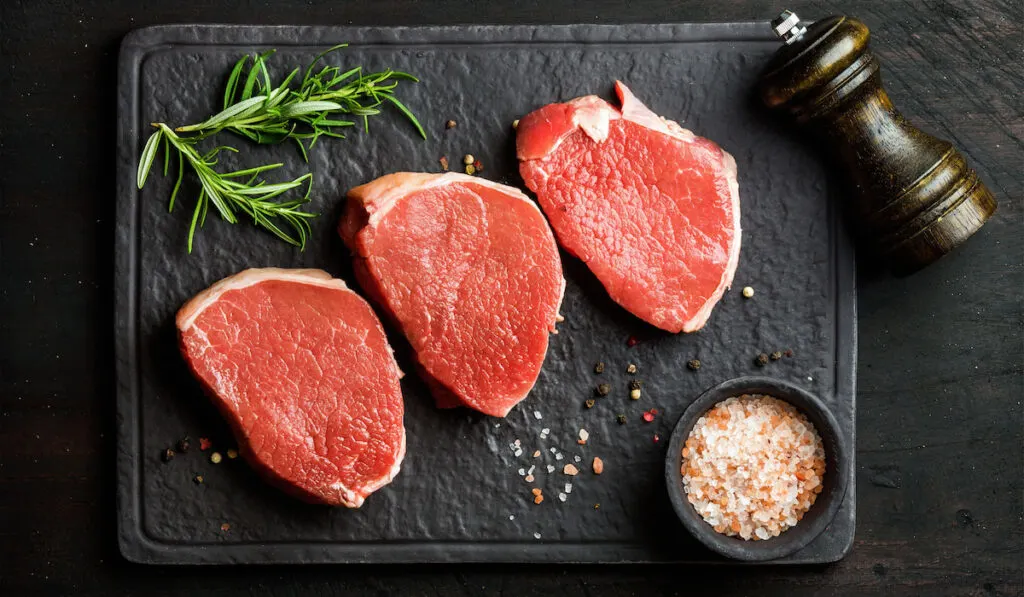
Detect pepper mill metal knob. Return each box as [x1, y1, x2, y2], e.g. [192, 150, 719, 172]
[758, 12, 997, 276]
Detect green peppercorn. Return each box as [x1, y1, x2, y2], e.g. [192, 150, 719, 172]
[687, 359, 701, 371]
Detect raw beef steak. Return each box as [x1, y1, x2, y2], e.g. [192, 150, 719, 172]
[176, 268, 405, 507]
[340, 172, 564, 418]
[517, 81, 741, 333]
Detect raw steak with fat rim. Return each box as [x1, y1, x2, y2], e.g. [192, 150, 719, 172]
[340, 172, 564, 418]
[517, 81, 741, 333]
[176, 268, 405, 507]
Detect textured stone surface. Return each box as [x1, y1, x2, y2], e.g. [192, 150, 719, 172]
[115, 23, 855, 564]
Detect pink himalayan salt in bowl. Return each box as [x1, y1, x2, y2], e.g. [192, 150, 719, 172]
[664, 376, 850, 561]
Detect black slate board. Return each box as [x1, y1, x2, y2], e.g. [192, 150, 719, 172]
[115, 23, 857, 565]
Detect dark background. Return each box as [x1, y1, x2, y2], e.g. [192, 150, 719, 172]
[1, 0, 1021, 595]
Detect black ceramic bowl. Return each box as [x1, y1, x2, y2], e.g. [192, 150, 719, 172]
[664, 376, 849, 561]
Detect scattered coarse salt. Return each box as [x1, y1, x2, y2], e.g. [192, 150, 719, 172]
[540, 428, 550, 438]
[509, 515, 515, 520]
[558, 492, 567, 502]
[546, 465, 555, 473]
[533, 450, 541, 458]
[514, 439, 521, 447]
[579, 428, 589, 442]
[681, 394, 826, 541]
[514, 448, 523, 457]
[573, 455, 581, 463]
[555, 453, 564, 461]
[550, 447, 558, 454]
[565, 483, 573, 494]
[528, 465, 536, 475]
[534, 411, 543, 420]
[533, 532, 541, 539]
[518, 468, 526, 476]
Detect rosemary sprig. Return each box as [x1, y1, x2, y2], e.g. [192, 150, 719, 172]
[136, 45, 425, 252]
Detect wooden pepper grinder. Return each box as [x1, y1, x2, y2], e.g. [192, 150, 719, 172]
[758, 11, 997, 275]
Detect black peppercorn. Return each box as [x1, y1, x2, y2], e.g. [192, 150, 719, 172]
[161, 448, 175, 462]
[596, 383, 611, 397]
[594, 362, 605, 374]
[176, 436, 191, 453]
[755, 353, 769, 367]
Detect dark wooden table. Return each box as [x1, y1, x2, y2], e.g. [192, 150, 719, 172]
[2, 0, 1020, 595]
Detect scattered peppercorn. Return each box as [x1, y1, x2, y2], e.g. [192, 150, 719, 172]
[687, 359, 701, 371]
[616, 414, 627, 425]
[653, 434, 660, 443]
[210, 451, 223, 464]
[784, 349, 794, 358]
[642, 409, 656, 423]
[626, 335, 639, 347]
[439, 156, 449, 171]
[199, 437, 212, 451]
[220, 522, 231, 532]
[755, 353, 769, 367]
[465, 164, 477, 175]
[512, 119, 520, 129]
[176, 436, 191, 453]
[629, 380, 643, 391]
[226, 449, 239, 460]
[594, 362, 605, 374]
[463, 154, 475, 165]
[594, 503, 600, 509]
[445, 119, 457, 129]
[770, 351, 783, 361]
[473, 159, 484, 172]
[161, 448, 175, 462]
[630, 388, 641, 400]
[742, 286, 755, 298]
[626, 363, 637, 374]
[193, 474, 204, 484]
[596, 383, 611, 397]
[584, 398, 596, 409]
